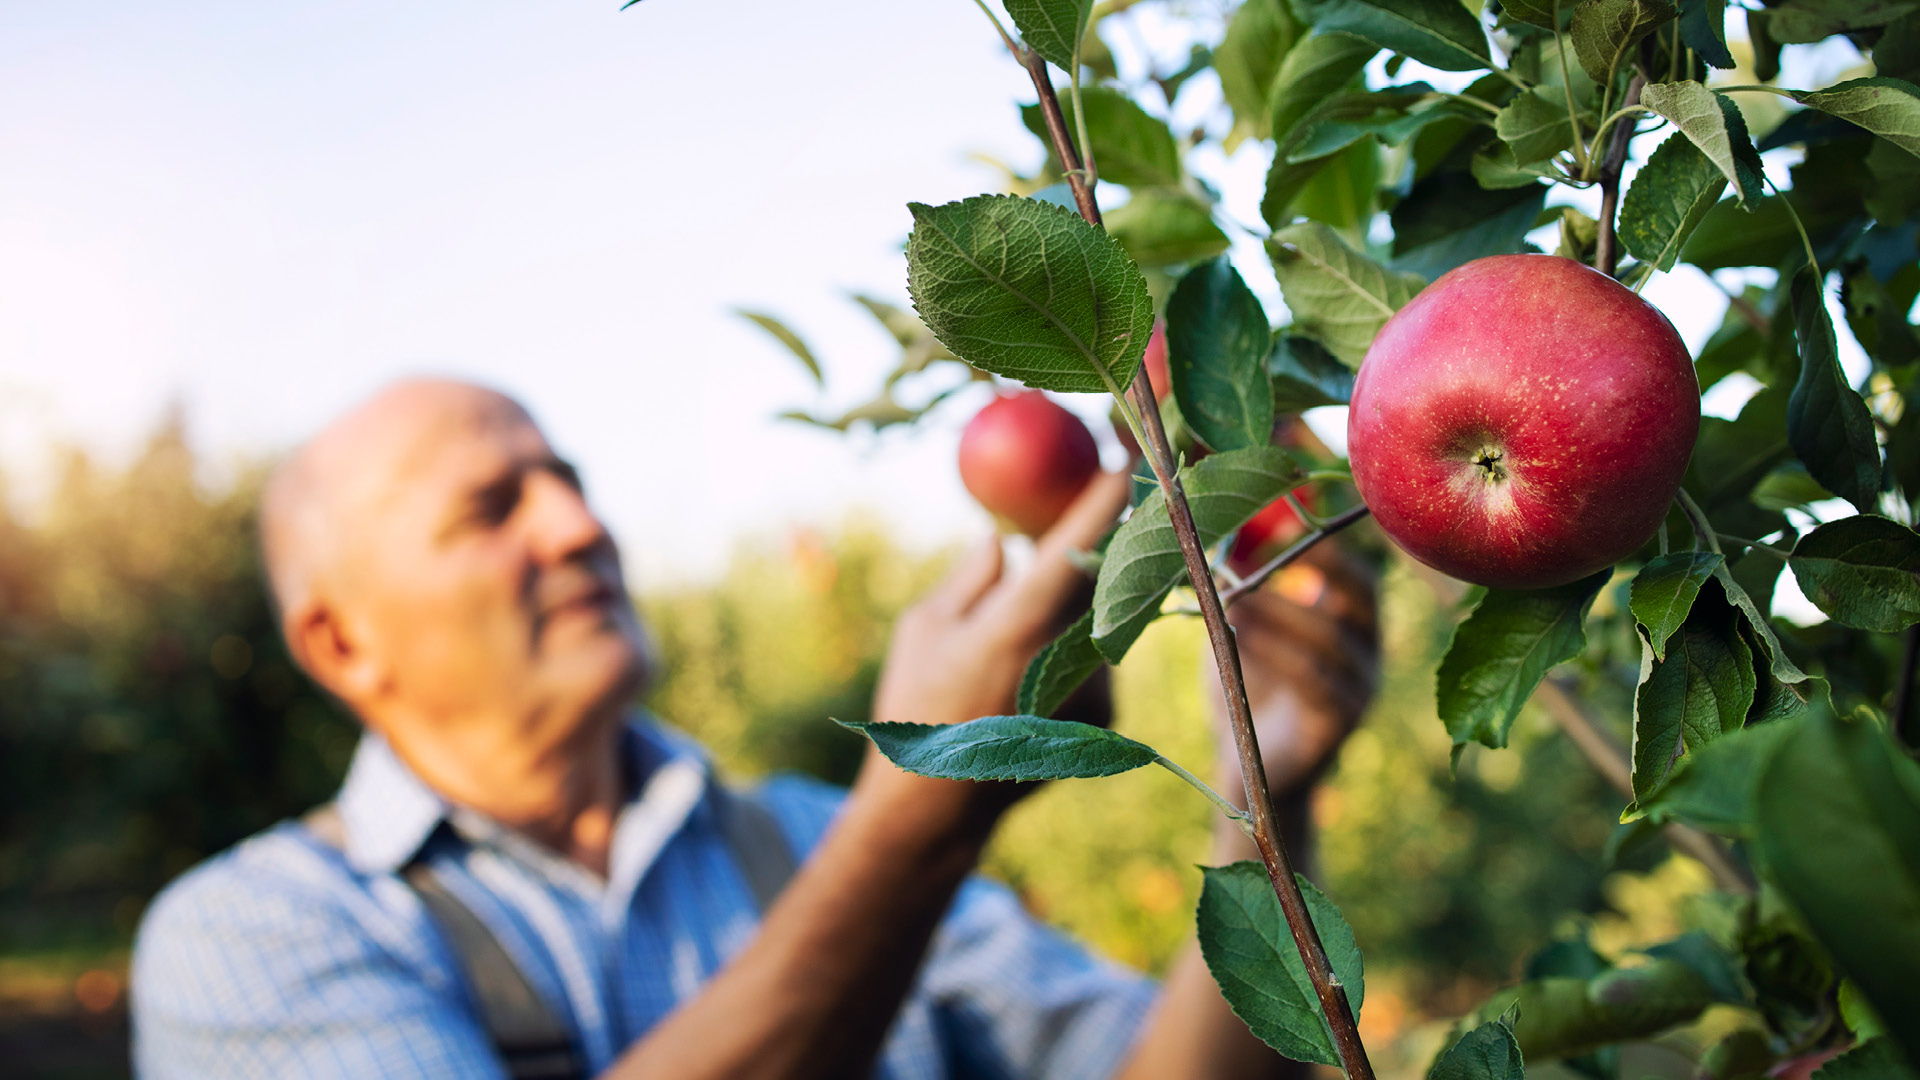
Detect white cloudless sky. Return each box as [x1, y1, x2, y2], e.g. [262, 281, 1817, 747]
[0, 2, 1864, 619]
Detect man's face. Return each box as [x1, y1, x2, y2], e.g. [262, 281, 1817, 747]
[333, 391, 648, 741]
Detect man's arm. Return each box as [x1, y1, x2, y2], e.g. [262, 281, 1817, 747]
[605, 472, 1133, 1080]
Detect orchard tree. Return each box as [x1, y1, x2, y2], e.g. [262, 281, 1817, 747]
[716, 0, 1920, 1075]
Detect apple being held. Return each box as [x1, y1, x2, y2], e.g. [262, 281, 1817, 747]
[959, 390, 1101, 537]
[1347, 255, 1699, 589]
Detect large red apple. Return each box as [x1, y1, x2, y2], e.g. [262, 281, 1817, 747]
[1347, 255, 1699, 589]
[959, 390, 1101, 537]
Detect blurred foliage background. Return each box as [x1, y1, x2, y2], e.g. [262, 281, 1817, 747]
[1, 416, 1717, 1075]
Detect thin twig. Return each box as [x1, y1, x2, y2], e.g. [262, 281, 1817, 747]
[1018, 52, 1375, 1080]
[1594, 72, 1645, 278]
[1536, 679, 1756, 895]
[1221, 505, 1372, 607]
[1674, 488, 1723, 555]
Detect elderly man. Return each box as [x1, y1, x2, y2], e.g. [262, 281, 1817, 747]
[131, 378, 1376, 1079]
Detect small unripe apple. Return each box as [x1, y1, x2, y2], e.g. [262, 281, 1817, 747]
[959, 390, 1101, 537]
[1347, 255, 1699, 589]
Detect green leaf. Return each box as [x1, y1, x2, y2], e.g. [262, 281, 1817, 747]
[905, 194, 1154, 395]
[1503, 0, 1567, 29]
[1196, 863, 1365, 1065]
[1388, 173, 1547, 281]
[1005, 0, 1094, 73]
[1091, 446, 1302, 662]
[1787, 266, 1883, 514]
[1813, 1040, 1920, 1080]
[1267, 222, 1424, 367]
[1757, 709, 1920, 1061]
[1431, 1014, 1526, 1080]
[1571, 0, 1680, 84]
[1267, 32, 1380, 146]
[1462, 959, 1719, 1060]
[1620, 132, 1731, 272]
[1167, 257, 1275, 453]
[1496, 86, 1577, 163]
[1711, 560, 1824, 722]
[1216, 0, 1306, 141]
[1630, 551, 1725, 661]
[838, 714, 1155, 781]
[1633, 713, 1801, 835]
[1268, 334, 1354, 412]
[1630, 579, 1756, 803]
[1016, 611, 1104, 718]
[1437, 571, 1612, 751]
[1789, 515, 1920, 632]
[1290, 136, 1382, 231]
[1020, 86, 1184, 188]
[1679, 0, 1735, 69]
[736, 310, 824, 386]
[1787, 77, 1920, 159]
[1291, 0, 1492, 72]
[1768, 0, 1920, 44]
[1288, 86, 1481, 161]
[1640, 81, 1767, 206]
[1685, 387, 1791, 513]
[1104, 188, 1231, 268]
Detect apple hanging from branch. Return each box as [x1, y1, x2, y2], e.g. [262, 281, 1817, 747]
[1346, 255, 1700, 589]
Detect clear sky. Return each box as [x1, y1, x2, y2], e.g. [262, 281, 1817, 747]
[0, 1, 1861, 613]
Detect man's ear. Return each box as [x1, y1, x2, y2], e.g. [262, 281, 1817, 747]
[286, 602, 384, 708]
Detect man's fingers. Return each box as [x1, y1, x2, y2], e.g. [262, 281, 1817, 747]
[926, 534, 1005, 618]
[981, 470, 1130, 634]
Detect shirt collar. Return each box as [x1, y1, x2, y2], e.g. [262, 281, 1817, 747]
[332, 714, 710, 881]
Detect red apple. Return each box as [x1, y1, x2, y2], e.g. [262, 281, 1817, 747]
[1141, 319, 1171, 402]
[1229, 490, 1312, 571]
[1347, 255, 1698, 589]
[959, 390, 1101, 537]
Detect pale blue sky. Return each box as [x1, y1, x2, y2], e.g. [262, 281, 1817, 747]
[0, 1, 1860, 612]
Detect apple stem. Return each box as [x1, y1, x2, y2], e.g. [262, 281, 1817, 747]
[1594, 72, 1646, 278]
[1674, 487, 1723, 555]
[1018, 40, 1377, 1080]
[1284, 491, 1325, 531]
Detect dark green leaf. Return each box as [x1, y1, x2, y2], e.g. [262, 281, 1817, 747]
[1621, 132, 1731, 271]
[1290, 136, 1382, 231]
[1431, 1014, 1526, 1080]
[736, 310, 824, 385]
[1105, 188, 1231, 267]
[1882, 13, 1920, 81]
[1437, 571, 1612, 751]
[905, 194, 1154, 394]
[1787, 77, 1920, 159]
[1268, 334, 1354, 412]
[1006, 0, 1094, 72]
[1750, 460, 1833, 512]
[1503, 0, 1567, 29]
[1291, 0, 1492, 72]
[1630, 551, 1725, 661]
[1685, 388, 1791, 513]
[838, 714, 1155, 781]
[1020, 86, 1183, 188]
[1287, 86, 1480, 161]
[1711, 559, 1823, 720]
[1812, 1040, 1920, 1080]
[1631, 579, 1756, 802]
[1196, 862, 1364, 1065]
[1679, 0, 1735, 69]
[1640, 81, 1766, 206]
[1389, 174, 1547, 281]
[1571, 0, 1680, 84]
[1267, 32, 1379, 145]
[1472, 138, 1568, 188]
[1757, 709, 1920, 1060]
[1682, 196, 1807, 269]
[1749, 9, 1782, 82]
[1768, 0, 1920, 44]
[1842, 258, 1920, 369]
[1267, 222, 1425, 367]
[1496, 86, 1577, 163]
[1786, 266, 1883, 513]
[1217, 0, 1306, 141]
[1092, 447, 1302, 662]
[1463, 959, 1719, 1060]
[1167, 257, 1275, 453]
[1017, 611, 1105, 718]
[1788, 515, 1920, 632]
[1633, 713, 1801, 836]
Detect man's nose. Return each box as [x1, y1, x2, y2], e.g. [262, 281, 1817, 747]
[523, 469, 613, 562]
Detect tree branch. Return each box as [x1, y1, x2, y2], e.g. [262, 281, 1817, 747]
[1220, 505, 1371, 607]
[1594, 72, 1645, 279]
[1021, 53, 1375, 1080]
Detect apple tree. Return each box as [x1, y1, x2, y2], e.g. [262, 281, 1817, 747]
[704, 1, 1920, 1075]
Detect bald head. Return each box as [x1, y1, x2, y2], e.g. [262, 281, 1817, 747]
[262, 378, 530, 622]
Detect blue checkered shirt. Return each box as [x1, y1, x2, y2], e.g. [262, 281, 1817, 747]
[131, 717, 1156, 1079]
